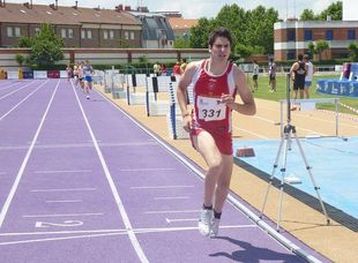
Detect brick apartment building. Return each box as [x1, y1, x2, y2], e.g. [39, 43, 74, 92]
[0, 1, 143, 48]
[274, 20, 358, 61]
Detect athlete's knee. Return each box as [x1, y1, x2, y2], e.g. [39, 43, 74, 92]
[207, 159, 222, 173]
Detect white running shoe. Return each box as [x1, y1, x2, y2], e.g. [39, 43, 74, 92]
[198, 209, 213, 236]
[210, 218, 220, 238]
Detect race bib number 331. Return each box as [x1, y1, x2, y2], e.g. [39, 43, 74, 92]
[197, 96, 226, 121]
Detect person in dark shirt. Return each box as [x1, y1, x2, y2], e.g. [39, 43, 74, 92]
[290, 54, 307, 101]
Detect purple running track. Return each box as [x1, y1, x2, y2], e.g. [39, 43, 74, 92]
[0, 79, 330, 263]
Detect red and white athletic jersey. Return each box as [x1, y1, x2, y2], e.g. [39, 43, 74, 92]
[189, 59, 237, 154]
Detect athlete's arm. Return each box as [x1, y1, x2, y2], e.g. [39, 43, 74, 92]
[221, 65, 256, 115]
[290, 62, 298, 80]
[177, 62, 196, 131]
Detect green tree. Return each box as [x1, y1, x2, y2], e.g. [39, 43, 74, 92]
[17, 36, 33, 48]
[189, 4, 279, 56]
[15, 54, 25, 66]
[348, 42, 358, 61]
[235, 43, 264, 59]
[308, 42, 317, 58]
[189, 17, 214, 48]
[213, 4, 247, 50]
[299, 1, 342, 21]
[300, 9, 317, 21]
[173, 36, 191, 48]
[245, 6, 279, 54]
[30, 24, 64, 69]
[308, 40, 330, 61]
[318, 1, 342, 20]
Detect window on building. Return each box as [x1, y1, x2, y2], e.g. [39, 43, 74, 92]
[287, 50, 296, 60]
[68, 29, 73, 39]
[304, 30, 312, 41]
[103, 30, 108, 40]
[287, 29, 295, 41]
[347, 29, 356, 40]
[35, 28, 40, 34]
[326, 30, 333, 40]
[130, 32, 135, 40]
[61, 29, 67, 38]
[14, 27, 21, 37]
[109, 30, 114, 39]
[87, 30, 92, 39]
[124, 31, 129, 40]
[81, 29, 86, 39]
[7, 27, 13, 37]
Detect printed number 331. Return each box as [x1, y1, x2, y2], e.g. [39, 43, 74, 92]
[202, 109, 221, 118]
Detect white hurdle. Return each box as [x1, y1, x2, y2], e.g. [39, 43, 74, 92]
[166, 80, 189, 139]
[145, 76, 174, 116]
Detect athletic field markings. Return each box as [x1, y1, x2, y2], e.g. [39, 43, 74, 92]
[144, 209, 200, 215]
[34, 170, 92, 174]
[22, 212, 104, 218]
[0, 79, 60, 228]
[0, 224, 257, 246]
[119, 168, 176, 172]
[45, 200, 83, 203]
[0, 80, 50, 121]
[130, 185, 194, 190]
[154, 196, 190, 200]
[71, 79, 149, 263]
[0, 81, 37, 101]
[30, 187, 96, 193]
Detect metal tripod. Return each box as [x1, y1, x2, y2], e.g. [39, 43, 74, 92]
[259, 74, 330, 231]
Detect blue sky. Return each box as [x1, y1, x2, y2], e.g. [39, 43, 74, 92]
[7, 0, 337, 19]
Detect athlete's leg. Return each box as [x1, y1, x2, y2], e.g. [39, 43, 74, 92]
[192, 130, 222, 207]
[299, 87, 304, 99]
[213, 154, 233, 213]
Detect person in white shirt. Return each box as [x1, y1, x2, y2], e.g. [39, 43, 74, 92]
[83, 60, 94, 100]
[303, 54, 315, 99]
[252, 59, 259, 92]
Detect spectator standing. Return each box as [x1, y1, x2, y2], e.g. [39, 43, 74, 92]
[252, 59, 259, 92]
[303, 54, 315, 99]
[268, 58, 277, 92]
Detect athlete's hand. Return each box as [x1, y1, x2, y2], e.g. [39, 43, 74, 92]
[182, 114, 192, 132]
[221, 93, 235, 109]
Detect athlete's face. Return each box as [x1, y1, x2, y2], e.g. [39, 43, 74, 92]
[210, 37, 231, 60]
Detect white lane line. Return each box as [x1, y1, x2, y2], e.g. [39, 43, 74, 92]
[101, 142, 157, 147]
[154, 196, 189, 200]
[0, 142, 157, 151]
[72, 79, 149, 263]
[0, 79, 59, 228]
[0, 224, 257, 246]
[0, 224, 257, 237]
[233, 126, 269, 139]
[0, 228, 126, 236]
[0, 80, 49, 121]
[0, 81, 36, 101]
[144, 209, 200, 214]
[45, 200, 83, 203]
[130, 185, 194, 190]
[119, 168, 176, 172]
[165, 218, 197, 223]
[34, 170, 92, 174]
[22, 212, 104, 218]
[30, 188, 96, 193]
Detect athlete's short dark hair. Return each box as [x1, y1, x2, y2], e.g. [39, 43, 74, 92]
[208, 27, 233, 47]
